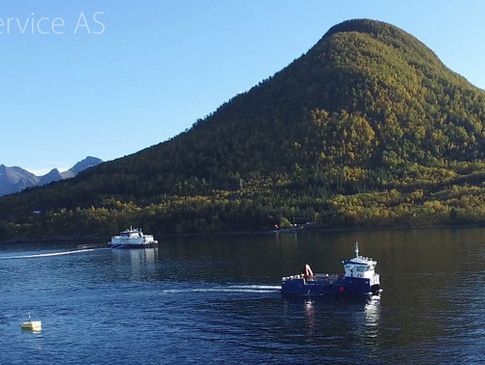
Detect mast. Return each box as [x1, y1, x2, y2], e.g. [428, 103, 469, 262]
[355, 242, 359, 258]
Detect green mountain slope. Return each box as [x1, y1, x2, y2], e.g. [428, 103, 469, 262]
[1, 19, 484, 239]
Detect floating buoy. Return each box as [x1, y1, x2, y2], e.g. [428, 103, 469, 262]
[21, 313, 42, 332]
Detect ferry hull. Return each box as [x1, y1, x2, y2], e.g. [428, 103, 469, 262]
[281, 276, 379, 297]
[110, 242, 158, 249]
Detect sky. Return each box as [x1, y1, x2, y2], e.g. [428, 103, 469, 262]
[1, 0, 484, 175]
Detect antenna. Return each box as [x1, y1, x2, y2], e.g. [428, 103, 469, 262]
[355, 242, 359, 258]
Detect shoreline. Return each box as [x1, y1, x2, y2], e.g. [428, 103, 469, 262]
[0, 222, 483, 245]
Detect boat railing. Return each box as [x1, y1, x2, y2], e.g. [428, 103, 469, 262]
[282, 273, 341, 282]
[314, 273, 340, 280]
[282, 274, 303, 281]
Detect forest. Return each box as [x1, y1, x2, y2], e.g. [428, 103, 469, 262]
[0, 19, 483, 240]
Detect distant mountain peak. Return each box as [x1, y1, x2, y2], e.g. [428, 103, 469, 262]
[0, 157, 103, 196]
[69, 156, 103, 174]
[39, 168, 63, 185]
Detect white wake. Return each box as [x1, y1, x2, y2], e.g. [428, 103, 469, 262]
[0, 248, 96, 260]
[162, 285, 281, 295]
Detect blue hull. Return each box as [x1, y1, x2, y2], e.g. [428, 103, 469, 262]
[281, 276, 379, 297]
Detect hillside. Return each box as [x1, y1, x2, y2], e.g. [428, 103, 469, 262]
[0, 19, 483, 240]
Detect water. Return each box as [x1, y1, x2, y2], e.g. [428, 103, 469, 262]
[0, 227, 483, 364]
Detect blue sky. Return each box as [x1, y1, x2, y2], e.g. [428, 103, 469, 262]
[1, 0, 484, 174]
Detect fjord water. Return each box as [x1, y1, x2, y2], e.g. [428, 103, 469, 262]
[0, 228, 483, 364]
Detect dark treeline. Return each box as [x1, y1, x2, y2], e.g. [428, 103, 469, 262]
[0, 19, 483, 240]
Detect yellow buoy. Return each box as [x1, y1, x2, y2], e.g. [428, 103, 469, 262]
[21, 313, 42, 332]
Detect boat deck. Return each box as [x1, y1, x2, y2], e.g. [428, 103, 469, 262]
[282, 273, 342, 282]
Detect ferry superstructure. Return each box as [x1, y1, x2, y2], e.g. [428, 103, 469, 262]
[109, 228, 158, 249]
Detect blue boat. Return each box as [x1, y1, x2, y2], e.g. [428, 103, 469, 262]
[281, 243, 381, 297]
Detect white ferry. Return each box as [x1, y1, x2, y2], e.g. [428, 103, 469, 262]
[109, 227, 158, 249]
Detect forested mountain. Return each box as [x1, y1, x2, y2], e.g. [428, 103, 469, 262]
[0, 157, 102, 197]
[0, 19, 483, 240]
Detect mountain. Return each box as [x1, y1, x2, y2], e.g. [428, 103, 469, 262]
[0, 157, 103, 197]
[62, 157, 104, 179]
[38, 169, 64, 186]
[0, 19, 483, 240]
[63, 156, 103, 177]
[0, 165, 39, 196]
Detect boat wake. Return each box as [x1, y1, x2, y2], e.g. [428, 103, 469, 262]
[0, 248, 98, 260]
[161, 285, 281, 295]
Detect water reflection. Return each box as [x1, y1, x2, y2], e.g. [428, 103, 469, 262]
[110, 248, 159, 279]
[284, 294, 382, 337]
[304, 299, 316, 335]
[364, 295, 381, 338]
[365, 296, 381, 325]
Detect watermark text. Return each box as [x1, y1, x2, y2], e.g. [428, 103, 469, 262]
[0, 11, 105, 36]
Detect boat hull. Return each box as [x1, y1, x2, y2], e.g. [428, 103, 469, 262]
[281, 276, 379, 297]
[109, 242, 158, 249]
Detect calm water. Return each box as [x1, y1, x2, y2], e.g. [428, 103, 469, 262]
[0, 228, 483, 364]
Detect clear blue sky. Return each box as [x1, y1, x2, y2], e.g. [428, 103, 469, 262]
[1, 0, 484, 174]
